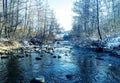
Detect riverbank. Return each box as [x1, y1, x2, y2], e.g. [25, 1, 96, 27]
[71, 34, 120, 58]
[0, 37, 54, 56]
[0, 39, 21, 53]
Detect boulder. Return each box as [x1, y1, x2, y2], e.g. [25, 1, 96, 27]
[30, 38, 42, 45]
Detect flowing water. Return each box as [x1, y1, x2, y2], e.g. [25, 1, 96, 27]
[0, 41, 120, 83]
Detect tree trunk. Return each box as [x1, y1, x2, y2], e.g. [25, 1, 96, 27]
[96, 0, 102, 40]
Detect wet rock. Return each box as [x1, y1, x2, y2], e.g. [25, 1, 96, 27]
[65, 53, 68, 56]
[108, 64, 112, 67]
[30, 79, 42, 83]
[108, 64, 117, 71]
[17, 55, 24, 58]
[96, 57, 104, 60]
[53, 56, 56, 58]
[50, 74, 54, 78]
[30, 37, 42, 45]
[57, 41, 60, 44]
[53, 50, 55, 52]
[0, 52, 4, 55]
[69, 50, 71, 53]
[30, 76, 45, 83]
[49, 49, 54, 53]
[58, 56, 61, 58]
[1, 55, 9, 59]
[46, 51, 50, 54]
[66, 74, 73, 80]
[25, 53, 29, 57]
[19, 80, 24, 83]
[35, 57, 42, 60]
[40, 55, 43, 57]
[35, 48, 41, 52]
[95, 48, 104, 53]
[50, 53, 53, 55]
[88, 56, 93, 58]
[5, 51, 13, 55]
[51, 48, 54, 51]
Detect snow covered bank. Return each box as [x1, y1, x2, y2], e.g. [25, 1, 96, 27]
[91, 34, 120, 57]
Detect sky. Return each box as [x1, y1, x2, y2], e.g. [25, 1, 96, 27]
[48, 0, 74, 31]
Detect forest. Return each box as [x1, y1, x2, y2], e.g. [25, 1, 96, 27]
[0, 0, 62, 42]
[0, 0, 120, 83]
[71, 0, 120, 39]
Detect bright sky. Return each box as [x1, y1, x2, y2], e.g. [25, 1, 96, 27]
[48, 0, 74, 31]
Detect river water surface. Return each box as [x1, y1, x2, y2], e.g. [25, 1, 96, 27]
[0, 41, 120, 83]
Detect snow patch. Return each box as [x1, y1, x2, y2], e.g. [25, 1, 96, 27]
[104, 36, 120, 49]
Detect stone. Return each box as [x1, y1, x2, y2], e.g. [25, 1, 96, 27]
[17, 55, 24, 58]
[66, 74, 73, 80]
[65, 53, 68, 56]
[1, 55, 9, 59]
[35, 57, 42, 60]
[96, 57, 104, 60]
[50, 53, 53, 55]
[30, 76, 45, 83]
[25, 53, 29, 57]
[53, 56, 56, 58]
[108, 64, 112, 67]
[58, 56, 61, 58]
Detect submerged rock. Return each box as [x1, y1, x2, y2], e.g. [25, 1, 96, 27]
[65, 53, 68, 56]
[58, 56, 61, 58]
[40, 55, 43, 57]
[108, 64, 112, 67]
[95, 57, 104, 60]
[66, 74, 73, 80]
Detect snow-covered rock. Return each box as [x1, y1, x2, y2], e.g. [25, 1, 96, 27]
[102, 34, 120, 50]
[91, 34, 120, 56]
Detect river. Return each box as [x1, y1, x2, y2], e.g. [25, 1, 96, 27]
[0, 40, 120, 83]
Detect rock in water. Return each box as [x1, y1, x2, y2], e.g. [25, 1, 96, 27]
[65, 53, 68, 56]
[25, 53, 29, 57]
[96, 57, 104, 60]
[108, 64, 112, 67]
[35, 57, 42, 60]
[66, 74, 73, 80]
[50, 53, 53, 55]
[53, 56, 56, 58]
[1, 55, 9, 59]
[30, 76, 45, 83]
[30, 79, 42, 83]
[58, 56, 61, 58]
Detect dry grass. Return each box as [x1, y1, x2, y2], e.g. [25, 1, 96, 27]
[0, 40, 21, 53]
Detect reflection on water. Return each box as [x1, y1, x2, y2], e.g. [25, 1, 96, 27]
[0, 41, 120, 83]
[0, 56, 24, 83]
[5, 56, 23, 83]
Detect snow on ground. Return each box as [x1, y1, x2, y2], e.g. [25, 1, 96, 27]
[104, 36, 120, 49]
